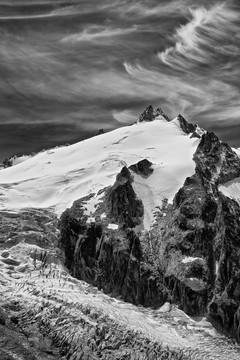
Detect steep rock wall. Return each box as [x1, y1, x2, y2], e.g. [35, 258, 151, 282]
[161, 131, 240, 338]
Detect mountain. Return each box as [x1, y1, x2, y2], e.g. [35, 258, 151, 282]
[1, 108, 240, 359]
[0, 113, 199, 222]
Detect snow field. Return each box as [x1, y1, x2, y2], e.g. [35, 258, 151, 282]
[0, 118, 199, 229]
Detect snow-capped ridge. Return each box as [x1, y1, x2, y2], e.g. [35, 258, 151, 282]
[137, 106, 205, 141]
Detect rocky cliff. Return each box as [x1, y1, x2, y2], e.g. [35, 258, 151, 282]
[160, 131, 240, 337]
[59, 162, 167, 308]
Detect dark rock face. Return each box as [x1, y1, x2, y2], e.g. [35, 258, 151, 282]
[59, 199, 87, 270]
[207, 194, 240, 341]
[176, 114, 204, 139]
[165, 274, 208, 316]
[58, 163, 170, 307]
[160, 131, 240, 338]
[0, 307, 6, 325]
[138, 105, 170, 122]
[106, 166, 144, 228]
[193, 131, 240, 185]
[177, 114, 196, 135]
[74, 226, 166, 307]
[129, 159, 154, 177]
[59, 166, 166, 307]
[0, 209, 58, 247]
[2, 157, 13, 168]
[160, 174, 215, 316]
[59, 216, 167, 307]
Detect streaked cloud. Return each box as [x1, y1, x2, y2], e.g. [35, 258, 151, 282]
[159, 3, 239, 69]
[0, 0, 240, 160]
[113, 110, 137, 124]
[61, 24, 138, 43]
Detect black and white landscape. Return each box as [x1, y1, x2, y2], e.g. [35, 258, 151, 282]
[0, 1, 240, 359]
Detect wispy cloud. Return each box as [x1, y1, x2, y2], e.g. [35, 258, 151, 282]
[61, 24, 138, 43]
[159, 3, 240, 69]
[111, 0, 189, 18]
[123, 60, 240, 126]
[112, 110, 137, 124]
[1, 0, 240, 160]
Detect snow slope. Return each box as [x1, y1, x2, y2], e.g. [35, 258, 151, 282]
[219, 178, 240, 203]
[218, 148, 240, 202]
[0, 117, 199, 228]
[11, 155, 32, 166]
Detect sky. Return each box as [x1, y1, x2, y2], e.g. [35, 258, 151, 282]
[0, 0, 240, 161]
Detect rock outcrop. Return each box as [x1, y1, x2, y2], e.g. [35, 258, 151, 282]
[129, 159, 154, 177]
[138, 105, 170, 122]
[106, 166, 144, 228]
[0, 209, 58, 247]
[193, 131, 240, 185]
[177, 114, 205, 139]
[177, 114, 196, 135]
[59, 167, 166, 308]
[207, 194, 240, 341]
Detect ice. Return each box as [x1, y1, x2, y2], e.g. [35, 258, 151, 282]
[182, 256, 203, 263]
[107, 223, 118, 230]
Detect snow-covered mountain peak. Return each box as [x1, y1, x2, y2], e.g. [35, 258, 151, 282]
[0, 117, 201, 229]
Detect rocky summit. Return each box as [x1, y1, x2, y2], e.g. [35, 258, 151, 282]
[1, 108, 240, 359]
[138, 105, 170, 122]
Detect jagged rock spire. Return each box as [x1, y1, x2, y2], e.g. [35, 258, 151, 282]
[138, 105, 170, 122]
[177, 114, 205, 139]
[193, 131, 240, 185]
[177, 114, 196, 134]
